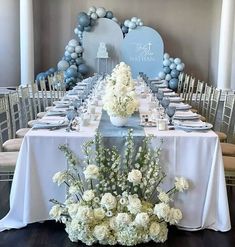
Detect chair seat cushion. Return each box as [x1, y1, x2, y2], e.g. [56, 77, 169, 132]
[199, 115, 206, 122]
[37, 112, 47, 118]
[28, 119, 40, 128]
[16, 128, 30, 138]
[215, 131, 227, 142]
[46, 106, 53, 111]
[191, 108, 198, 113]
[0, 151, 18, 172]
[2, 138, 23, 152]
[221, 143, 235, 157]
[223, 156, 235, 171]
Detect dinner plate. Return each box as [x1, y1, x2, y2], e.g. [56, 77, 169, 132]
[170, 103, 192, 110]
[174, 122, 213, 131]
[169, 97, 183, 102]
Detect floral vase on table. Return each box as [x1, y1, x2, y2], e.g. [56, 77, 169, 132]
[103, 62, 139, 127]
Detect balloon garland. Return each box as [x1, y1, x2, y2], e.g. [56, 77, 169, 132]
[36, 6, 184, 90]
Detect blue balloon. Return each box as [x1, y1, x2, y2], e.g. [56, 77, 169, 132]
[170, 69, 180, 78]
[78, 64, 89, 75]
[176, 64, 184, 71]
[169, 78, 179, 90]
[163, 59, 171, 67]
[65, 55, 72, 62]
[158, 71, 166, 80]
[90, 19, 96, 26]
[164, 53, 170, 59]
[174, 58, 181, 64]
[36, 72, 46, 81]
[106, 11, 113, 19]
[122, 26, 128, 34]
[163, 66, 171, 74]
[165, 74, 172, 81]
[78, 24, 84, 31]
[65, 67, 78, 78]
[49, 67, 56, 74]
[170, 63, 177, 70]
[76, 57, 84, 65]
[84, 26, 92, 32]
[78, 13, 90, 27]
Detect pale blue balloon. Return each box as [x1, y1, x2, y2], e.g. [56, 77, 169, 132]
[163, 59, 171, 67]
[65, 67, 78, 78]
[165, 74, 172, 81]
[174, 58, 182, 64]
[78, 13, 90, 27]
[158, 71, 166, 80]
[64, 51, 70, 56]
[57, 60, 69, 71]
[122, 26, 128, 34]
[163, 66, 171, 74]
[170, 63, 176, 70]
[124, 20, 130, 27]
[106, 11, 113, 19]
[169, 58, 174, 62]
[96, 7, 106, 18]
[171, 69, 180, 78]
[78, 63, 89, 75]
[84, 26, 92, 32]
[129, 21, 137, 29]
[169, 78, 179, 90]
[67, 46, 75, 53]
[176, 64, 184, 71]
[164, 53, 170, 59]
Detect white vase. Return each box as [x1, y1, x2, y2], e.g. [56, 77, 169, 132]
[110, 115, 128, 127]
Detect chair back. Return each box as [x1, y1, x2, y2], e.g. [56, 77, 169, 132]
[182, 74, 190, 100]
[30, 81, 42, 118]
[220, 93, 235, 139]
[177, 72, 184, 94]
[39, 79, 50, 111]
[8, 92, 23, 138]
[185, 76, 195, 105]
[202, 84, 213, 119]
[193, 80, 205, 113]
[0, 96, 11, 150]
[209, 88, 221, 126]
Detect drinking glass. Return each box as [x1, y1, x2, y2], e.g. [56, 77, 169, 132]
[166, 106, 176, 125]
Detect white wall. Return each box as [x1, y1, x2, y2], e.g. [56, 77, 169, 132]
[0, 0, 20, 87]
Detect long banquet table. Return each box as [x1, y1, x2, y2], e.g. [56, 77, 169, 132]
[0, 91, 231, 232]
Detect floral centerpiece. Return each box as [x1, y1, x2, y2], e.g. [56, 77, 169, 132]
[50, 130, 189, 246]
[103, 62, 139, 126]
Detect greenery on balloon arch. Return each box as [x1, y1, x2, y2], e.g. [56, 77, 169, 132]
[36, 6, 185, 90]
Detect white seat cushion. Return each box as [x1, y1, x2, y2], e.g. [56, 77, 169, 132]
[0, 151, 18, 172]
[37, 112, 47, 118]
[16, 128, 30, 138]
[28, 119, 40, 128]
[2, 138, 23, 152]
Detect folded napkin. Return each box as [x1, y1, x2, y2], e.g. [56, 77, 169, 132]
[177, 121, 206, 128]
[46, 111, 67, 116]
[169, 97, 182, 102]
[170, 103, 191, 110]
[32, 120, 68, 130]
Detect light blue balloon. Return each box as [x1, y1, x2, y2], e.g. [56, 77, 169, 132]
[174, 58, 182, 64]
[165, 74, 172, 81]
[78, 63, 89, 75]
[124, 20, 130, 27]
[67, 46, 75, 53]
[171, 69, 180, 78]
[36, 72, 46, 81]
[164, 53, 170, 59]
[169, 78, 179, 90]
[84, 26, 92, 32]
[169, 58, 174, 62]
[163, 59, 171, 67]
[65, 67, 78, 78]
[163, 66, 171, 74]
[76, 57, 84, 65]
[78, 13, 90, 27]
[122, 26, 128, 34]
[106, 11, 113, 19]
[176, 64, 184, 71]
[158, 71, 166, 80]
[64, 51, 70, 56]
[57, 60, 69, 71]
[170, 63, 176, 70]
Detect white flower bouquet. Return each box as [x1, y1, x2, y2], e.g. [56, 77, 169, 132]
[103, 62, 139, 117]
[50, 130, 189, 246]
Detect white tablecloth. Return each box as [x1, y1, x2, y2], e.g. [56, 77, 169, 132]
[0, 104, 231, 232]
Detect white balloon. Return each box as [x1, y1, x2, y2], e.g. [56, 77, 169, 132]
[57, 60, 69, 71]
[64, 51, 70, 56]
[67, 46, 75, 53]
[164, 53, 170, 59]
[131, 17, 138, 23]
[96, 7, 106, 18]
[91, 12, 98, 20]
[69, 39, 78, 47]
[71, 52, 78, 59]
[128, 21, 137, 29]
[75, 45, 83, 53]
[139, 21, 144, 26]
[112, 17, 118, 22]
[74, 28, 78, 34]
[65, 45, 69, 50]
[124, 20, 130, 27]
[174, 58, 182, 64]
[70, 65, 77, 70]
[165, 74, 172, 81]
[89, 6, 96, 13]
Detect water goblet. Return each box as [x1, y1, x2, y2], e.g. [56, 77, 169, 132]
[161, 97, 170, 113]
[66, 109, 77, 131]
[166, 106, 176, 126]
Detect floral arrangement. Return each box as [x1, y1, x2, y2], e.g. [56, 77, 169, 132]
[50, 130, 189, 246]
[103, 62, 139, 117]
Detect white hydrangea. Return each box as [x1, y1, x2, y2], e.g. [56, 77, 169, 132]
[75, 206, 93, 223]
[115, 213, 131, 228]
[127, 169, 142, 185]
[52, 171, 67, 186]
[149, 222, 161, 240]
[69, 185, 80, 195]
[100, 193, 117, 210]
[83, 164, 99, 180]
[67, 203, 80, 217]
[153, 203, 170, 220]
[49, 204, 63, 221]
[93, 207, 105, 220]
[93, 224, 110, 241]
[134, 212, 149, 227]
[127, 195, 142, 214]
[158, 192, 170, 203]
[167, 208, 182, 225]
[82, 190, 95, 202]
[175, 177, 189, 192]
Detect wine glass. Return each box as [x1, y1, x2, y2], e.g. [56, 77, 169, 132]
[166, 106, 176, 126]
[161, 97, 170, 112]
[66, 109, 77, 131]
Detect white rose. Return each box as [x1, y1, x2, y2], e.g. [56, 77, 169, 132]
[167, 208, 182, 225]
[100, 193, 117, 210]
[69, 185, 80, 195]
[83, 164, 99, 180]
[115, 213, 131, 228]
[149, 222, 161, 239]
[67, 203, 80, 217]
[94, 208, 105, 220]
[175, 177, 189, 192]
[93, 224, 109, 241]
[158, 192, 170, 203]
[49, 205, 63, 221]
[75, 206, 93, 222]
[127, 169, 142, 185]
[153, 203, 170, 220]
[134, 212, 149, 227]
[82, 190, 95, 202]
[127, 195, 142, 214]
